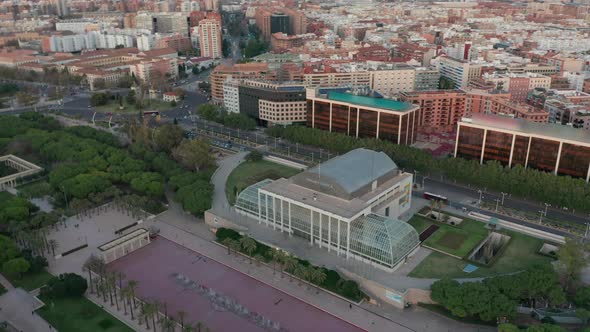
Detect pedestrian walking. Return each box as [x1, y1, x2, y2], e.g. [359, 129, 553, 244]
[349, 303, 352, 309]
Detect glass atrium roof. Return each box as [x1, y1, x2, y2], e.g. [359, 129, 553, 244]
[350, 213, 419, 267]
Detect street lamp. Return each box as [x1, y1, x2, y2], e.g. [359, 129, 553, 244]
[543, 203, 551, 216]
[500, 192, 508, 206]
[477, 190, 483, 205]
[538, 210, 544, 224]
[494, 198, 501, 212]
[422, 176, 428, 190]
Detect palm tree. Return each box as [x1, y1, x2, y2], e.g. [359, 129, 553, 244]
[144, 301, 158, 331]
[270, 248, 280, 274]
[283, 257, 298, 282]
[83, 255, 100, 294]
[229, 239, 241, 257]
[139, 301, 151, 329]
[253, 254, 264, 266]
[311, 268, 327, 294]
[159, 317, 176, 332]
[276, 251, 287, 278]
[196, 321, 206, 332]
[122, 286, 135, 320]
[98, 280, 109, 302]
[177, 310, 187, 329]
[151, 300, 162, 331]
[222, 238, 233, 255]
[106, 274, 115, 306]
[127, 280, 139, 308]
[303, 266, 314, 290]
[108, 273, 120, 310]
[294, 264, 306, 286]
[117, 272, 126, 299]
[239, 236, 257, 263]
[48, 239, 58, 256]
[182, 323, 195, 332]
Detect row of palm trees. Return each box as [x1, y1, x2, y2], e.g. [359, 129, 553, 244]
[7, 215, 61, 257]
[83, 255, 209, 332]
[221, 236, 327, 293]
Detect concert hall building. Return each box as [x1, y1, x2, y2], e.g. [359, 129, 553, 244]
[234, 148, 420, 271]
[455, 114, 590, 181]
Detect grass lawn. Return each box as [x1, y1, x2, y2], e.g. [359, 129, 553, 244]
[421, 217, 488, 258]
[226, 160, 301, 205]
[410, 230, 554, 278]
[37, 295, 133, 332]
[7, 269, 54, 291]
[95, 100, 171, 114]
[407, 215, 434, 234]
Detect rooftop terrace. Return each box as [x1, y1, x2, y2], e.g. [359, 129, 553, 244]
[326, 92, 416, 112]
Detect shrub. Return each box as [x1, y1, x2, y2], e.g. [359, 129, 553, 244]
[98, 318, 115, 330]
[42, 273, 87, 299]
[246, 150, 263, 162]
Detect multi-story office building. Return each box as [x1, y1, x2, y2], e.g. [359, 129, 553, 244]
[437, 56, 482, 89]
[464, 88, 512, 115]
[400, 90, 467, 132]
[414, 67, 440, 91]
[198, 14, 222, 59]
[455, 114, 590, 181]
[235, 148, 419, 271]
[488, 98, 549, 123]
[222, 78, 240, 114]
[237, 80, 307, 126]
[255, 7, 307, 41]
[306, 88, 420, 145]
[303, 71, 371, 88]
[270, 12, 289, 35]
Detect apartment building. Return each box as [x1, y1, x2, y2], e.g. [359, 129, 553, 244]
[483, 73, 551, 102]
[414, 67, 440, 91]
[370, 66, 416, 97]
[400, 90, 467, 132]
[255, 7, 307, 41]
[198, 14, 222, 59]
[488, 98, 549, 123]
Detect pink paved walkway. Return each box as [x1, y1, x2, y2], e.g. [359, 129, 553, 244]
[107, 237, 363, 332]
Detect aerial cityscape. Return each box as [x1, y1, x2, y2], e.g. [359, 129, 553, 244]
[0, 0, 590, 331]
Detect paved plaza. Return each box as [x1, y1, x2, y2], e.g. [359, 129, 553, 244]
[107, 237, 363, 332]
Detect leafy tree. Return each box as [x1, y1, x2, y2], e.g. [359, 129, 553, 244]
[126, 90, 136, 105]
[0, 235, 19, 264]
[130, 172, 165, 197]
[172, 139, 215, 171]
[16, 91, 39, 106]
[222, 39, 231, 58]
[42, 273, 88, 298]
[90, 92, 110, 107]
[576, 286, 590, 308]
[244, 39, 268, 58]
[2, 257, 30, 278]
[557, 239, 589, 290]
[196, 104, 220, 121]
[246, 150, 263, 162]
[192, 66, 200, 75]
[222, 113, 256, 130]
[170, 100, 177, 107]
[154, 124, 184, 153]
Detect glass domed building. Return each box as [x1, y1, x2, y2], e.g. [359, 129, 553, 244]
[235, 148, 420, 271]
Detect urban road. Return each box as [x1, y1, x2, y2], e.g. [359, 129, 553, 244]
[2, 83, 588, 239]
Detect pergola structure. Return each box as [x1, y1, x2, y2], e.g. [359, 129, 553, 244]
[0, 155, 43, 191]
[98, 228, 151, 264]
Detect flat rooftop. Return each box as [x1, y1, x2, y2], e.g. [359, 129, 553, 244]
[262, 172, 411, 220]
[326, 92, 416, 112]
[462, 114, 590, 145]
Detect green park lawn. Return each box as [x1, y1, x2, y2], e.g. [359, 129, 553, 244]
[407, 215, 434, 234]
[7, 269, 55, 291]
[226, 160, 301, 205]
[95, 100, 171, 114]
[410, 230, 554, 278]
[421, 217, 488, 258]
[37, 295, 133, 332]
